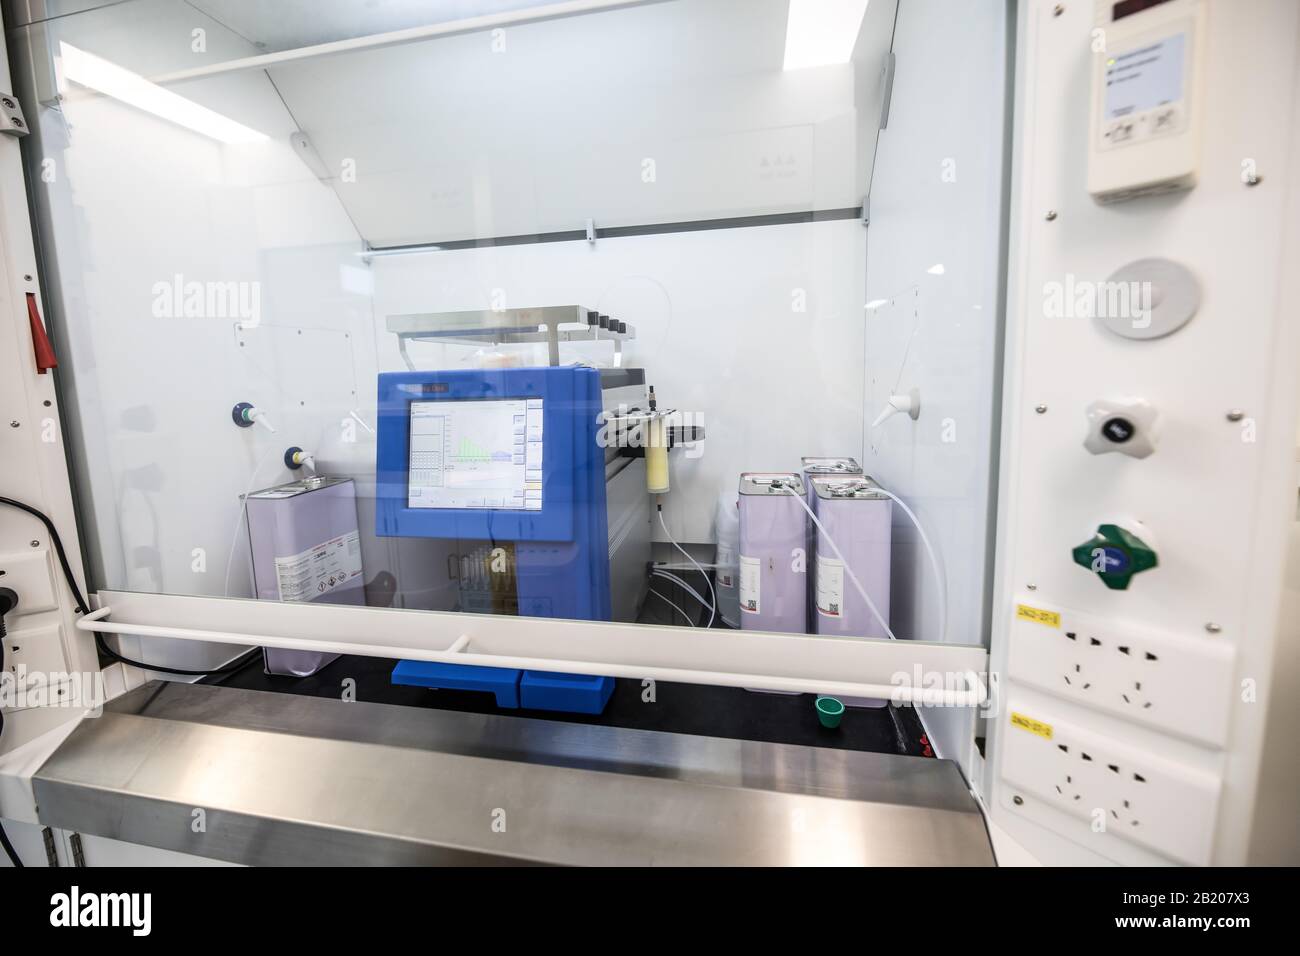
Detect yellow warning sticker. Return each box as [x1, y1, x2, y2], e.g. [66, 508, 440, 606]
[1010, 711, 1053, 740]
[1016, 603, 1061, 628]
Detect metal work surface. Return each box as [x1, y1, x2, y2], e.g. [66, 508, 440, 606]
[34, 682, 994, 866]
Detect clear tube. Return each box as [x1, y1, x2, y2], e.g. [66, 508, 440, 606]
[657, 504, 716, 628]
[651, 568, 713, 615]
[649, 588, 694, 627]
[866, 485, 948, 643]
[781, 486, 896, 640]
[780, 482, 948, 643]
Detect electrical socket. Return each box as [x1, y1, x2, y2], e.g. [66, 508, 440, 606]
[1001, 700, 1221, 865]
[1, 621, 74, 712]
[0, 550, 58, 616]
[1009, 595, 1234, 748]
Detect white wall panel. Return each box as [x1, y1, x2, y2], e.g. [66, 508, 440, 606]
[861, 0, 1009, 649]
[988, 0, 1300, 866]
[856, 0, 1009, 768]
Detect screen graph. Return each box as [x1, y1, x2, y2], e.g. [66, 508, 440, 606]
[408, 398, 543, 510]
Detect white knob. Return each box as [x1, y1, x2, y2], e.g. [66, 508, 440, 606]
[1083, 398, 1157, 458]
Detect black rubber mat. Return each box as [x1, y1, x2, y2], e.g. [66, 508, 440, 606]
[208, 651, 935, 758]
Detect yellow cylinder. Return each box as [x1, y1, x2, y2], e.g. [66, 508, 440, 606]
[646, 417, 670, 494]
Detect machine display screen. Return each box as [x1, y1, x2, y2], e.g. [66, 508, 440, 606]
[1104, 32, 1185, 121]
[407, 398, 543, 510]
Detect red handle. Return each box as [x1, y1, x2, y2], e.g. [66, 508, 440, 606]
[26, 292, 57, 374]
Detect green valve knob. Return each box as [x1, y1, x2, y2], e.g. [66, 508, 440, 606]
[1071, 523, 1158, 590]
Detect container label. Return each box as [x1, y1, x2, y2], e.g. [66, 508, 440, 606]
[1015, 603, 1061, 628]
[275, 530, 363, 602]
[1010, 711, 1053, 740]
[715, 542, 736, 589]
[738, 555, 761, 614]
[816, 555, 844, 619]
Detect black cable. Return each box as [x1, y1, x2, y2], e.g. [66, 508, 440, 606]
[0, 821, 20, 868]
[93, 640, 253, 677]
[0, 496, 260, 867]
[0, 495, 251, 676]
[0, 587, 24, 866]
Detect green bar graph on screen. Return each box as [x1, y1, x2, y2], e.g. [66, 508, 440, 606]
[456, 436, 490, 461]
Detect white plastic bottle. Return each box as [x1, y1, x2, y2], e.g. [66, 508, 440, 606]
[713, 490, 741, 628]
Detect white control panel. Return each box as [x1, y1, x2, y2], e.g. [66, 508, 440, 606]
[1088, 0, 1206, 202]
[1008, 595, 1235, 748]
[992, 0, 1300, 866]
[1001, 698, 1221, 865]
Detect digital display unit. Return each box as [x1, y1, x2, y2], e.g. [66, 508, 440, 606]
[1103, 32, 1185, 123]
[407, 397, 543, 510]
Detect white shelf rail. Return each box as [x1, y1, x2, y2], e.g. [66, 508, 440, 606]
[81, 592, 989, 707]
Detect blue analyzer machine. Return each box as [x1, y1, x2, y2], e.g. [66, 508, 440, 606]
[375, 365, 623, 714]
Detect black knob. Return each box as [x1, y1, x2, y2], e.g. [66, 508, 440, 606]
[1102, 417, 1135, 443]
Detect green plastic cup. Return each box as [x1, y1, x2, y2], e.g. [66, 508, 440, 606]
[816, 695, 845, 729]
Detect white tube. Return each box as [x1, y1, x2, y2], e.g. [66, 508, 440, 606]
[652, 570, 709, 610]
[781, 482, 948, 644]
[248, 407, 277, 433]
[657, 504, 715, 628]
[651, 569, 713, 615]
[780, 485, 897, 641]
[290, 449, 317, 471]
[649, 589, 694, 627]
[866, 486, 948, 644]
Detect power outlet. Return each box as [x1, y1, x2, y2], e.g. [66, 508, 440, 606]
[0, 550, 58, 616]
[1001, 700, 1221, 865]
[1009, 596, 1234, 748]
[2, 621, 74, 712]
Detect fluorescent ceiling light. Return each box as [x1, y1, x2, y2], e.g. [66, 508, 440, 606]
[927, 263, 945, 275]
[58, 42, 267, 144]
[358, 245, 445, 258]
[783, 0, 871, 71]
[864, 298, 888, 310]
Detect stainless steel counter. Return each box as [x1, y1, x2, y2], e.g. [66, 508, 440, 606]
[33, 681, 994, 866]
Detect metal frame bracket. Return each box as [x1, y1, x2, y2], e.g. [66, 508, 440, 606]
[0, 92, 30, 137]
